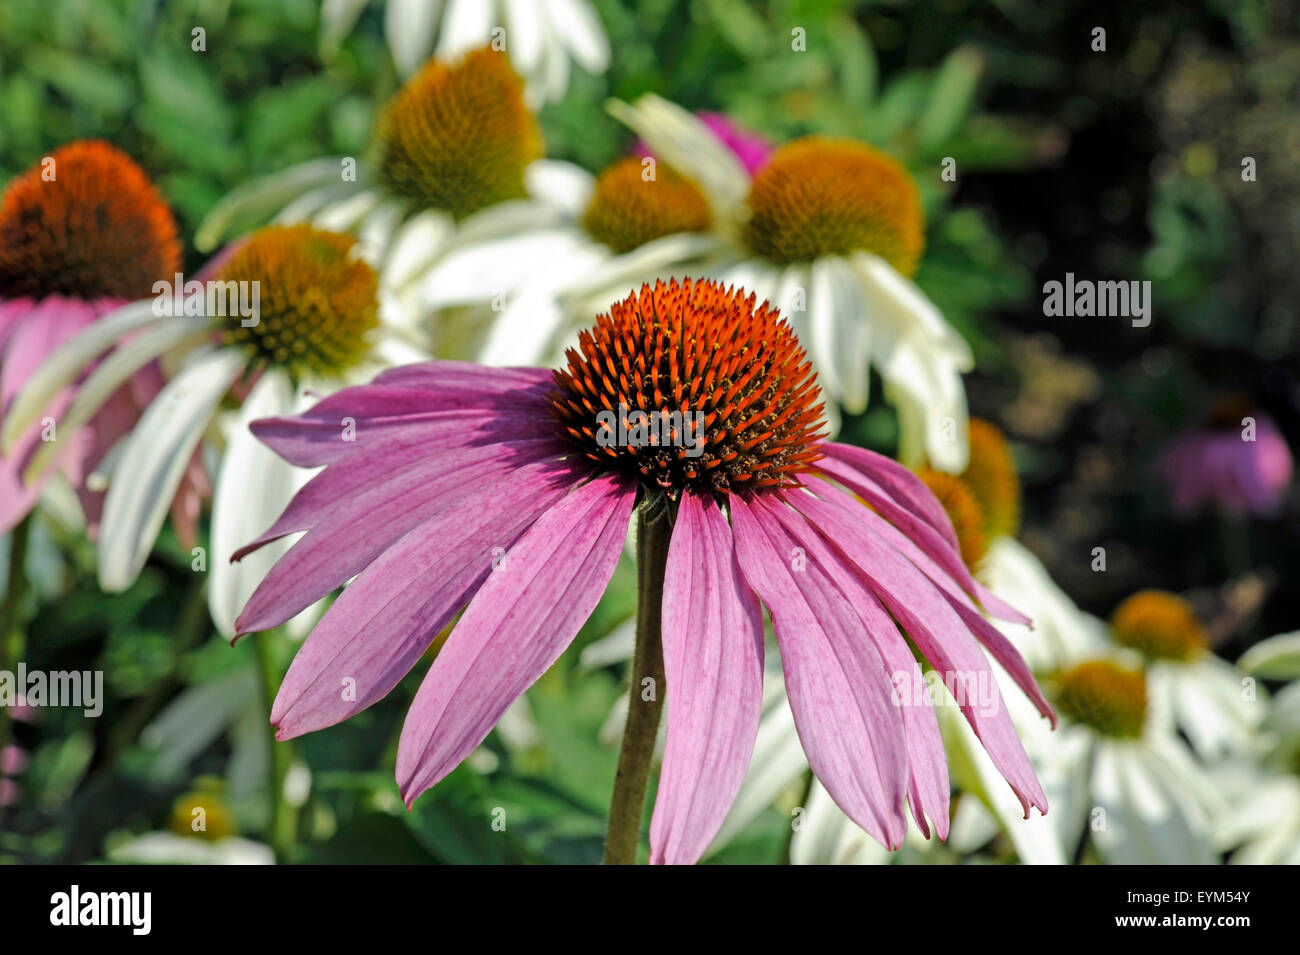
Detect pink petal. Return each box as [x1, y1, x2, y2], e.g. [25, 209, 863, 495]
[801, 476, 1054, 726]
[241, 444, 570, 634]
[249, 363, 555, 468]
[730, 493, 909, 848]
[649, 491, 765, 865]
[789, 484, 1048, 817]
[820, 441, 959, 550]
[396, 473, 637, 805]
[265, 458, 584, 736]
[815, 450, 1030, 626]
[765, 496, 952, 838]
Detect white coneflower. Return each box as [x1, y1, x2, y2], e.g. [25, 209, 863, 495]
[1108, 590, 1264, 759]
[4, 225, 420, 635]
[610, 96, 974, 470]
[196, 47, 587, 357]
[321, 0, 610, 105]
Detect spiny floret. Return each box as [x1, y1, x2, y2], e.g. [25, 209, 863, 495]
[581, 157, 711, 254]
[374, 47, 542, 220]
[0, 140, 180, 301]
[1054, 660, 1148, 739]
[216, 225, 378, 380]
[1110, 590, 1208, 662]
[551, 278, 826, 500]
[744, 137, 924, 274]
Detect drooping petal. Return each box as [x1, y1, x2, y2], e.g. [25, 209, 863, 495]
[649, 491, 765, 865]
[786, 483, 1048, 817]
[1, 298, 159, 452]
[238, 441, 570, 635]
[267, 457, 588, 738]
[208, 372, 307, 637]
[755, 492, 950, 840]
[98, 349, 245, 591]
[22, 319, 211, 483]
[796, 475, 1053, 728]
[729, 493, 909, 848]
[815, 446, 1030, 626]
[397, 472, 637, 804]
[606, 95, 750, 220]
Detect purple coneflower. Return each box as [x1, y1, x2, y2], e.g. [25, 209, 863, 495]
[234, 277, 1051, 864]
[1162, 400, 1292, 517]
[0, 141, 193, 537]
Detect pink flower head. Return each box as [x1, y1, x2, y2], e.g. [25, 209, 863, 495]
[0, 141, 189, 536]
[637, 111, 773, 176]
[1, 744, 28, 776]
[234, 278, 1051, 864]
[1162, 405, 1293, 518]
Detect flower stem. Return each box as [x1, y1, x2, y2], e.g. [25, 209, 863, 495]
[253, 629, 295, 863]
[0, 516, 32, 772]
[603, 507, 670, 864]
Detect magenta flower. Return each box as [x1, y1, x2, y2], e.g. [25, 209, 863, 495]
[0, 141, 191, 537]
[234, 278, 1051, 864]
[1162, 410, 1292, 517]
[637, 111, 773, 176]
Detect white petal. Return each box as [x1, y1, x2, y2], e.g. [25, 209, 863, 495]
[25, 319, 211, 483]
[524, 159, 594, 218]
[1239, 630, 1300, 679]
[381, 210, 455, 293]
[320, 0, 371, 54]
[385, 0, 444, 75]
[544, 0, 610, 72]
[311, 189, 382, 234]
[196, 158, 350, 252]
[577, 617, 635, 670]
[502, 0, 545, 73]
[208, 371, 309, 637]
[607, 95, 750, 220]
[2, 301, 165, 453]
[436, 0, 495, 59]
[790, 778, 891, 865]
[98, 349, 245, 592]
[423, 229, 583, 309]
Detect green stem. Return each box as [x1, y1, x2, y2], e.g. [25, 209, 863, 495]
[253, 629, 295, 863]
[603, 507, 670, 865]
[0, 517, 32, 776]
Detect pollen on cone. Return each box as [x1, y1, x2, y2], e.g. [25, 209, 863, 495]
[374, 47, 543, 220]
[216, 225, 379, 379]
[743, 137, 924, 274]
[581, 157, 711, 253]
[1110, 590, 1208, 662]
[551, 278, 826, 500]
[0, 140, 180, 301]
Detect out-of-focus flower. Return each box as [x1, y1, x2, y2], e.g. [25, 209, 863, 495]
[321, 0, 610, 105]
[608, 96, 973, 468]
[1162, 402, 1292, 517]
[420, 152, 717, 366]
[950, 641, 1224, 865]
[1109, 590, 1263, 759]
[4, 225, 421, 635]
[636, 112, 774, 178]
[197, 48, 587, 354]
[1213, 631, 1300, 864]
[0, 744, 28, 807]
[110, 786, 274, 865]
[233, 278, 1049, 865]
[0, 141, 206, 539]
